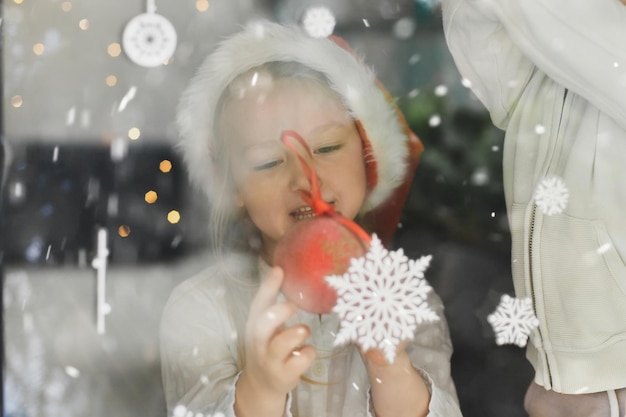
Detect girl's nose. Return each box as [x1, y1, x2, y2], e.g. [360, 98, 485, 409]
[288, 156, 318, 193]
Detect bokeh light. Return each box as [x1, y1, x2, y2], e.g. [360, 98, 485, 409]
[434, 85, 449, 97]
[128, 127, 141, 140]
[461, 77, 472, 88]
[65, 366, 80, 378]
[33, 43, 45, 55]
[11, 96, 23, 108]
[196, 0, 209, 12]
[159, 160, 172, 173]
[429, 114, 442, 127]
[408, 54, 421, 65]
[118, 225, 131, 237]
[61, 1, 72, 12]
[79, 19, 90, 30]
[145, 190, 158, 204]
[13, 0, 23, 4]
[167, 210, 181, 224]
[107, 43, 121, 57]
[393, 17, 416, 40]
[105, 75, 117, 87]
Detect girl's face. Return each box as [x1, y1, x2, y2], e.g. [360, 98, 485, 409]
[221, 77, 368, 261]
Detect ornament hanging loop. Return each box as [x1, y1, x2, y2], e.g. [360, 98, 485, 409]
[280, 130, 335, 216]
[146, 0, 157, 14]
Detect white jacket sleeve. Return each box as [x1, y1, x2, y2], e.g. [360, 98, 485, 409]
[443, 0, 626, 129]
[442, 0, 536, 129]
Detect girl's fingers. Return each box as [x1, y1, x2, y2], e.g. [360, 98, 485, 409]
[364, 348, 389, 366]
[267, 324, 311, 361]
[251, 300, 298, 344]
[249, 267, 284, 318]
[286, 344, 316, 375]
[363, 340, 410, 366]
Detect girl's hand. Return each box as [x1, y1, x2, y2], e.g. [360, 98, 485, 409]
[362, 340, 431, 417]
[362, 340, 410, 367]
[236, 267, 316, 411]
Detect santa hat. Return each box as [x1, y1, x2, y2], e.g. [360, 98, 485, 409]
[177, 20, 422, 245]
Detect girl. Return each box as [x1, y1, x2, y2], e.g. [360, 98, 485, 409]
[442, 0, 626, 415]
[160, 21, 461, 417]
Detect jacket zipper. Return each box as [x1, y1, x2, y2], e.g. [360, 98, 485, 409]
[527, 87, 569, 389]
[528, 204, 553, 388]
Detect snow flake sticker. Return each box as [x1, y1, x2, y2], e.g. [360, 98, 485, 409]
[488, 295, 539, 347]
[533, 175, 569, 216]
[122, 0, 177, 67]
[326, 234, 439, 364]
[302, 6, 336, 38]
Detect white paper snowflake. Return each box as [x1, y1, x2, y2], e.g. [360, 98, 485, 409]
[302, 6, 336, 38]
[533, 175, 569, 216]
[325, 234, 439, 364]
[122, 12, 177, 68]
[488, 294, 539, 347]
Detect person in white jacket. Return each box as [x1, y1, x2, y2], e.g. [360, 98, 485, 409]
[442, 0, 626, 415]
[160, 21, 462, 417]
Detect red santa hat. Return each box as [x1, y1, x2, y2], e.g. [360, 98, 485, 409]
[177, 20, 422, 245]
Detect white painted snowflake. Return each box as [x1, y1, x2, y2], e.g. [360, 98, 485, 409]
[325, 234, 439, 364]
[302, 6, 336, 38]
[533, 175, 569, 216]
[488, 295, 539, 347]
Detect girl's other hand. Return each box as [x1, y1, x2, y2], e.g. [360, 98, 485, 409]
[362, 340, 410, 367]
[235, 267, 316, 416]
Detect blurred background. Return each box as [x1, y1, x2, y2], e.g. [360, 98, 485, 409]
[1, 0, 533, 416]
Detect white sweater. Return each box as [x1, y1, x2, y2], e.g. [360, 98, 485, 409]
[160, 252, 461, 417]
[442, 0, 626, 394]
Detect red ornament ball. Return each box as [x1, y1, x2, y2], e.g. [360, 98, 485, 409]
[274, 216, 368, 314]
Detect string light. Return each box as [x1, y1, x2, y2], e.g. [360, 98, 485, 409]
[33, 43, 45, 55]
[145, 191, 158, 204]
[128, 127, 141, 140]
[196, 0, 209, 12]
[167, 210, 181, 224]
[107, 43, 121, 57]
[118, 225, 131, 237]
[105, 75, 117, 87]
[11, 96, 23, 108]
[159, 160, 172, 173]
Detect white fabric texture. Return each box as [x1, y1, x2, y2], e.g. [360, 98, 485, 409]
[443, 0, 626, 394]
[160, 252, 461, 417]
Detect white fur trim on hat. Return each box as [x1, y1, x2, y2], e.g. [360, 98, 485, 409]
[177, 20, 409, 212]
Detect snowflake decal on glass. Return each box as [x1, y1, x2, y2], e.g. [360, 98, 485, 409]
[488, 294, 539, 347]
[534, 175, 569, 216]
[302, 6, 336, 38]
[325, 234, 439, 364]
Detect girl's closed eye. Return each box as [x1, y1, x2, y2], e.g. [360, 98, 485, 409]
[314, 143, 342, 154]
[253, 158, 283, 171]
[242, 145, 286, 172]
